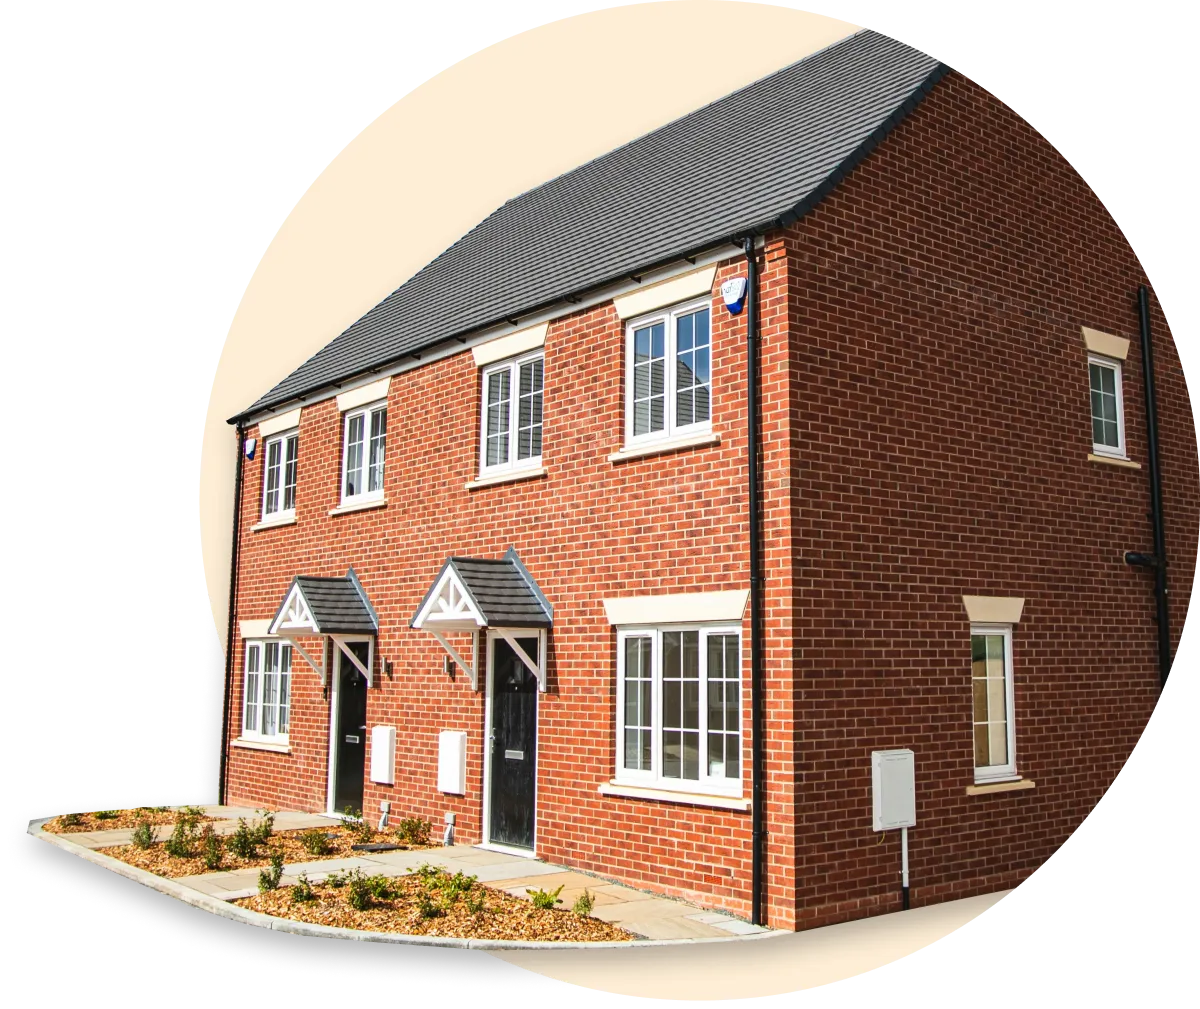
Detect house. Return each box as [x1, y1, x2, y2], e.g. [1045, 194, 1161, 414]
[221, 29, 1197, 931]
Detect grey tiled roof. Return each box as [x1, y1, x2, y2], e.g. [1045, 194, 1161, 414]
[287, 573, 378, 635]
[233, 29, 943, 422]
[413, 548, 553, 628]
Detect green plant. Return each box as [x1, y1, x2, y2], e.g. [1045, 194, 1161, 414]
[94, 810, 120, 821]
[324, 870, 346, 888]
[139, 805, 169, 813]
[228, 818, 259, 859]
[291, 871, 316, 903]
[299, 828, 332, 856]
[464, 889, 486, 914]
[200, 824, 224, 870]
[177, 805, 206, 824]
[526, 884, 565, 910]
[164, 818, 199, 858]
[258, 850, 284, 892]
[131, 818, 156, 849]
[572, 889, 595, 917]
[394, 817, 431, 845]
[343, 869, 395, 910]
[440, 870, 477, 903]
[412, 862, 445, 884]
[60, 812, 84, 827]
[416, 889, 444, 919]
[250, 811, 275, 844]
[341, 806, 373, 843]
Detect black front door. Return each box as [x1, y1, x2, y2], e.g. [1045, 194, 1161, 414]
[334, 643, 369, 815]
[489, 638, 538, 849]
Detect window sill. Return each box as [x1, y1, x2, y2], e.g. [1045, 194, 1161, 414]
[1088, 453, 1141, 470]
[966, 778, 1035, 796]
[231, 737, 291, 754]
[251, 514, 296, 532]
[599, 781, 750, 811]
[609, 431, 720, 463]
[329, 497, 387, 516]
[465, 466, 547, 491]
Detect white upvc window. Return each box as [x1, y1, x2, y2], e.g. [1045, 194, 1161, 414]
[480, 351, 544, 475]
[242, 640, 292, 742]
[262, 430, 299, 520]
[970, 624, 1017, 783]
[625, 299, 713, 447]
[341, 400, 387, 503]
[1088, 354, 1126, 458]
[615, 624, 742, 796]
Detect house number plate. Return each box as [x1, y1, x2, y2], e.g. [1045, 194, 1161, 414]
[504, 749, 524, 760]
[345, 734, 360, 744]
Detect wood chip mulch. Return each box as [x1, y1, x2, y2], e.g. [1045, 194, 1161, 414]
[98, 825, 437, 879]
[43, 808, 211, 834]
[235, 872, 634, 943]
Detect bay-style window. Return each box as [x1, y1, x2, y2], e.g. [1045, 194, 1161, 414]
[262, 430, 298, 521]
[480, 351, 544, 476]
[1088, 354, 1126, 458]
[243, 640, 292, 743]
[616, 625, 741, 796]
[342, 400, 387, 503]
[625, 300, 712, 447]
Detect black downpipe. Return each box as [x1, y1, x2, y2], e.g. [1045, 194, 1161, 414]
[218, 425, 247, 804]
[742, 236, 766, 927]
[1136, 285, 1172, 687]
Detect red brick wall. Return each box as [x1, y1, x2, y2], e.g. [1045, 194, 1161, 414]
[224, 68, 1197, 933]
[781, 70, 1197, 929]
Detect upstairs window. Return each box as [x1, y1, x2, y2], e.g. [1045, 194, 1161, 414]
[625, 300, 712, 446]
[262, 430, 298, 521]
[243, 640, 291, 742]
[342, 401, 387, 502]
[971, 625, 1017, 783]
[1088, 355, 1126, 458]
[480, 351, 544, 475]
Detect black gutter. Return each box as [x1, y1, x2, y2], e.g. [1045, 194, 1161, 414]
[1137, 285, 1172, 687]
[218, 425, 247, 804]
[741, 235, 766, 927]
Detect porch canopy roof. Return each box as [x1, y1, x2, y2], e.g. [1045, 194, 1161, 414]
[411, 547, 551, 690]
[268, 568, 378, 685]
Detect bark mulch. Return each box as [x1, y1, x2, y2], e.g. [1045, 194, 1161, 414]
[235, 869, 634, 943]
[43, 807, 211, 834]
[98, 824, 437, 879]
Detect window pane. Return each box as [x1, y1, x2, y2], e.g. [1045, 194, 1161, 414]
[973, 723, 989, 766]
[262, 671, 277, 736]
[283, 435, 298, 511]
[706, 633, 740, 778]
[972, 633, 1009, 769]
[264, 439, 281, 514]
[517, 357, 544, 461]
[675, 308, 711, 429]
[344, 413, 364, 496]
[368, 408, 387, 492]
[1089, 363, 1120, 448]
[632, 323, 666, 436]
[486, 369, 511, 466]
[662, 630, 699, 780]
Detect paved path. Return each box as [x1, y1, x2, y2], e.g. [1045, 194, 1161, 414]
[56, 805, 774, 942]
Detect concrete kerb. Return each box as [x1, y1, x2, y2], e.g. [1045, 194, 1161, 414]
[29, 819, 790, 951]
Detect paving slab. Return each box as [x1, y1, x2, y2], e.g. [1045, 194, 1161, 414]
[592, 897, 711, 924]
[617, 916, 730, 940]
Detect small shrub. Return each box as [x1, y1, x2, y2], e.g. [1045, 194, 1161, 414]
[131, 819, 157, 850]
[291, 872, 316, 903]
[465, 889, 486, 914]
[300, 828, 332, 856]
[441, 870, 477, 903]
[572, 889, 595, 917]
[324, 870, 346, 888]
[94, 810, 119, 821]
[228, 818, 259, 859]
[526, 884, 564, 910]
[178, 805, 206, 825]
[258, 850, 284, 892]
[61, 813, 84, 827]
[164, 818, 198, 858]
[250, 811, 275, 844]
[200, 824, 224, 870]
[341, 806, 373, 843]
[416, 889, 444, 919]
[395, 817, 431, 845]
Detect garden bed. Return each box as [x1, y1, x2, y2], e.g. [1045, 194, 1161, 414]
[234, 866, 634, 943]
[43, 807, 210, 834]
[99, 821, 437, 879]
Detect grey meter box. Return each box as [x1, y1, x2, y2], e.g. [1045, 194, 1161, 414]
[872, 748, 916, 830]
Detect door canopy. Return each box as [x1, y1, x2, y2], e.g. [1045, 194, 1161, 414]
[411, 547, 552, 691]
[268, 568, 378, 686]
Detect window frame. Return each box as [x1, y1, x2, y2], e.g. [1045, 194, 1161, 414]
[261, 428, 299, 522]
[614, 623, 743, 798]
[241, 639, 293, 744]
[624, 297, 714, 449]
[1088, 353, 1127, 459]
[970, 623, 1018, 783]
[478, 350, 545, 478]
[340, 399, 387, 505]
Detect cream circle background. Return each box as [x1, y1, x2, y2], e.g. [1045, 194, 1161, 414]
[199, 1, 859, 640]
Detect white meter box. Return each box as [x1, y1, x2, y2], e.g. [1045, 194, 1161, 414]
[438, 730, 467, 794]
[872, 748, 916, 830]
[370, 725, 396, 785]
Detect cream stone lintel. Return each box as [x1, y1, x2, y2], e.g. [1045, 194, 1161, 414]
[962, 596, 1025, 624]
[1082, 326, 1130, 361]
[613, 266, 717, 320]
[471, 323, 548, 368]
[239, 619, 273, 639]
[603, 589, 749, 626]
[258, 407, 302, 437]
[336, 376, 390, 412]
[966, 779, 1035, 796]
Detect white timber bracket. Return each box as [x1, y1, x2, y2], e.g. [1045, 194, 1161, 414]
[288, 638, 326, 686]
[331, 635, 373, 687]
[496, 628, 548, 693]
